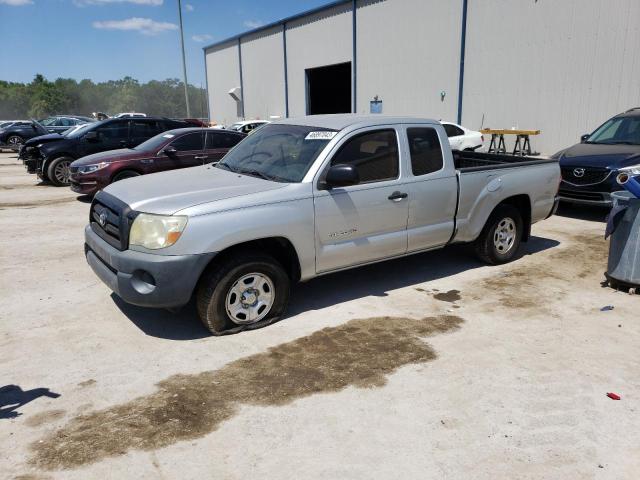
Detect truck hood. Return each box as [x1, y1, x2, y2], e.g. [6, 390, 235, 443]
[71, 149, 144, 167]
[559, 143, 640, 169]
[103, 165, 287, 215]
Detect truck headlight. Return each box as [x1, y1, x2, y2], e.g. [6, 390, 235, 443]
[77, 162, 108, 174]
[619, 164, 640, 176]
[129, 213, 188, 250]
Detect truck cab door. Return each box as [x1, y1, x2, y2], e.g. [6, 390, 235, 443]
[313, 127, 409, 273]
[404, 125, 457, 251]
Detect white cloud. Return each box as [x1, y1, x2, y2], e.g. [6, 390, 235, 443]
[0, 0, 33, 5]
[93, 17, 177, 35]
[74, 0, 163, 6]
[243, 19, 264, 29]
[184, 3, 193, 11]
[192, 34, 212, 43]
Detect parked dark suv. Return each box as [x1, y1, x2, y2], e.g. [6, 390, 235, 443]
[69, 128, 245, 196]
[22, 117, 192, 186]
[0, 120, 49, 148]
[555, 108, 640, 206]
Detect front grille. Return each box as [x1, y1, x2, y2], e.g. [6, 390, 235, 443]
[90, 192, 135, 250]
[559, 189, 607, 202]
[561, 167, 610, 186]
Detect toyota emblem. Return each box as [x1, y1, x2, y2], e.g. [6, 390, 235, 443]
[98, 211, 107, 227]
[573, 168, 585, 178]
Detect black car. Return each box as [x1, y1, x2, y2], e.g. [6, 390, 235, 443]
[0, 120, 49, 148]
[555, 108, 640, 206]
[22, 117, 194, 186]
[38, 115, 94, 134]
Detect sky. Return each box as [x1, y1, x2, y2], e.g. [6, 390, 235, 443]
[0, 0, 330, 87]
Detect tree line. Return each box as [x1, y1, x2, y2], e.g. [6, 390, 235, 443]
[0, 74, 208, 121]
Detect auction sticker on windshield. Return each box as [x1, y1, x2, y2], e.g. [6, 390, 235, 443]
[305, 131, 338, 140]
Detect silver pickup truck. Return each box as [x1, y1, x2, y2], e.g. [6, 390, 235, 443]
[85, 115, 560, 335]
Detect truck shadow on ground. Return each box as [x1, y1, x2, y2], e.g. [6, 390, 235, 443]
[0, 385, 60, 420]
[555, 203, 608, 223]
[113, 235, 559, 340]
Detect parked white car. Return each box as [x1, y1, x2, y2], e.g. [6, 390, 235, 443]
[441, 121, 484, 151]
[115, 112, 147, 118]
[227, 120, 269, 134]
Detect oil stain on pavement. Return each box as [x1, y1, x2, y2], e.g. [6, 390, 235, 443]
[433, 290, 461, 303]
[31, 315, 463, 470]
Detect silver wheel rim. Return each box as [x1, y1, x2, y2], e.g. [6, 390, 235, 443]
[8, 136, 22, 145]
[225, 272, 275, 325]
[54, 160, 71, 184]
[493, 217, 516, 254]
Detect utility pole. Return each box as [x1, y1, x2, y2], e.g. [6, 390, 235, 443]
[177, 0, 191, 117]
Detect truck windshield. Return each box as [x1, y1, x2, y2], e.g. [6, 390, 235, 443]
[587, 116, 640, 145]
[216, 124, 338, 182]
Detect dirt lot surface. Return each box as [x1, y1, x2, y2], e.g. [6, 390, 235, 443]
[1, 151, 638, 479]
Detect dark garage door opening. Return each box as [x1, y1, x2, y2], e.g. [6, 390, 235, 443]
[306, 62, 352, 115]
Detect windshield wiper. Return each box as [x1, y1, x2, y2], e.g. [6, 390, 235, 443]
[235, 167, 283, 182]
[216, 162, 236, 172]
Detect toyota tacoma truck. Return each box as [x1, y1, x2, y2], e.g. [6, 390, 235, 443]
[85, 115, 560, 335]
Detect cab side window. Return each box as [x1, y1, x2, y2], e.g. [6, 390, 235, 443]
[330, 129, 399, 184]
[408, 127, 443, 176]
[171, 132, 204, 151]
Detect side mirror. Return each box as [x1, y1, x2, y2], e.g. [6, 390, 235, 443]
[85, 131, 99, 142]
[580, 134, 590, 143]
[163, 146, 178, 157]
[324, 164, 359, 189]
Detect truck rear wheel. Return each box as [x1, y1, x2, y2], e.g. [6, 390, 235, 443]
[196, 252, 290, 335]
[474, 205, 523, 265]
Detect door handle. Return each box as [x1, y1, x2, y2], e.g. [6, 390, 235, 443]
[195, 155, 208, 160]
[388, 191, 408, 201]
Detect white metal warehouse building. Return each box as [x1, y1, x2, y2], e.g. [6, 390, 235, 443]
[203, 0, 640, 154]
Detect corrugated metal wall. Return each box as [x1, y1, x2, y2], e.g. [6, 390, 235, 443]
[241, 26, 286, 120]
[462, 0, 640, 154]
[205, 0, 640, 153]
[356, 0, 461, 121]
[285, 3, 353, 117]
[205, 40, 241, 126]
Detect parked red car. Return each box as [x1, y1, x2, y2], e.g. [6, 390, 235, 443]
[69, 128, 245, 196]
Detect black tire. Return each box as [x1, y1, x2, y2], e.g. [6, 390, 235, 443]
[6, 135, 24, 147]
[112, 170, 141, 183]
[196, 252, 290, 336]
[474, 205, 523, 265]
[47, 156, 73, 186]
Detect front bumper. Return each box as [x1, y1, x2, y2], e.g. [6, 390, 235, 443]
[85, 224, 216, 308]
[559, 188, 614, 206]
[70, 175, 101, 195]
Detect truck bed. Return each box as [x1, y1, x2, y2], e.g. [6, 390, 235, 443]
[451, 151, 560, 244]
[453, 151, 556, 172]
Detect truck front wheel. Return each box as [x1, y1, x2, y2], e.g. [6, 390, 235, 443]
[196, 252, 290, 335]
[474, 205, 523, 265]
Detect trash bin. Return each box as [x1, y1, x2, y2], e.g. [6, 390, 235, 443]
[607, 191, 640, 288]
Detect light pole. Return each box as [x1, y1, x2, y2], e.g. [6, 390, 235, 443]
[177, 0, 191, 117]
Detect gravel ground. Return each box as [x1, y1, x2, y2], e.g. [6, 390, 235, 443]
[1, 151, 638, 480]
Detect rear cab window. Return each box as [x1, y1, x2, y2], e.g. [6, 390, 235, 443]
[407, 127, 444, 176]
